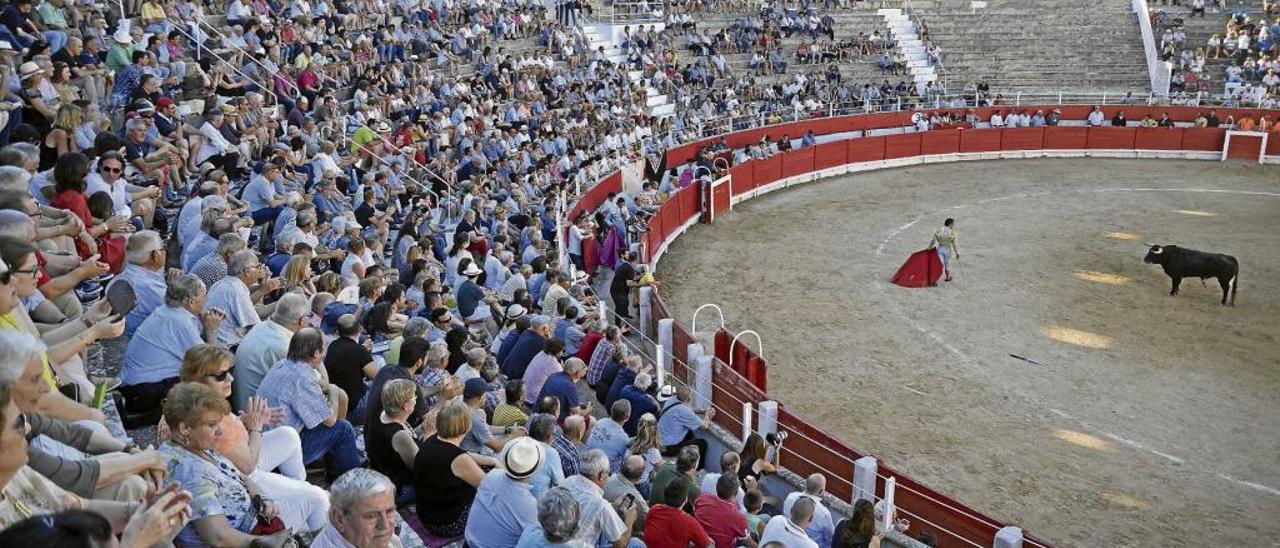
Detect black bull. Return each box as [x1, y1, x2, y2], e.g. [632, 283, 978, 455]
[1143, 244, 1239, 306]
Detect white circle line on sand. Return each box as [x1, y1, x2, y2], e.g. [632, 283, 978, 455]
[870, 186, 1280, 497]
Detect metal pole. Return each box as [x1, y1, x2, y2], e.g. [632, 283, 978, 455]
[741, 402, 753, 442]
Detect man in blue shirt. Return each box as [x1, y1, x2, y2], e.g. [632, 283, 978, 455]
[538, 356, 591, 421]
[586, 400, 631, 474]
[500, 314, 552, 379]
[115, 230, 168, 337]
[243, 158, 287, 225]
[455, 262, 490, 320]
[256, 328, 362, 481]
[464, 437, 543, 548]
[619, 372, 659, 436]
[177, 183, 222, 248]
[657, 385, 714, 469]
[121, 274, 223, 418]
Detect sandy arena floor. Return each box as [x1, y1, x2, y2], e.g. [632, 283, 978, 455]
[656, 158, 1280, 547]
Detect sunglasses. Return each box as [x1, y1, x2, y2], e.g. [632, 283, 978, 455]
[102, 165, 122, 173]
[209, 368, 233, 382]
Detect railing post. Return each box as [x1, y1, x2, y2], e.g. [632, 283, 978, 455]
[692, 355, 713, 412]
[881, 477, 897, 531]
[1015, 91, 1021, 106]
[654, 343, 666, 389]
[1102, 92, 1108, 105]
[638, 286, 653, 338]
[1058, 92, 1063, 104]
[657, 318, 673, 387]
[741, 402, 753, 442]
[853, 456, 878, 504]
[757, 400, 777, 437]
[994, 526, 1024, 548]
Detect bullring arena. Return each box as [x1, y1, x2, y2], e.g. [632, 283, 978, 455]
[655, 157, 1280, 547]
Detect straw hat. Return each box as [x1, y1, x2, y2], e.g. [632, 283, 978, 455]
[18, 62, 43, 80]
[500, 437, 544, 480]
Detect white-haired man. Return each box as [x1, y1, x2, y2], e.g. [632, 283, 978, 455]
[312, 468, 403, 548]
[115, 230, 168, 336]
[233, 292, 310, 410]
[782, 473, 836, 548]
[203, 249, 283, 347]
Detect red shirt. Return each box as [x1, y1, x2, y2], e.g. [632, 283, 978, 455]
[693, 493, 749, 548]
[644, 504, 712, 548]
[576, 330, 604, 362]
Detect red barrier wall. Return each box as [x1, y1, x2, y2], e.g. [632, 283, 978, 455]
[1087, 126, 1138, 149]
[783, 147, 816, 179]
[1043, 126, 1089, 149]
[959, 128, 1003, 152]
[1002, 127, 1046, 150]
[814, 141, 848, 170]
[884, 133, 923, 159]
[921, 129, 961, 155]
[1134, 127, 1185, 150]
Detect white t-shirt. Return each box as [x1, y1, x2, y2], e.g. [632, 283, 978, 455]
[759, 515, 819, 548]
[340, 253, 365, 287]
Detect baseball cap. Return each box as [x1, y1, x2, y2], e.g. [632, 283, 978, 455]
[463, 378, 488, 399]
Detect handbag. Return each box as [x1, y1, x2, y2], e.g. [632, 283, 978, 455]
[248, 494, 287, 536]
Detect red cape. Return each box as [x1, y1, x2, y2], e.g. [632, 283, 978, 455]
[891, 248, 944, 288]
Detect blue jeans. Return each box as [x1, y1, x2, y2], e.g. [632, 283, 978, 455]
[43, 30, 67, 53]
[251, 206, 282, 225]
[299, 419, 362, 478]
[937, 244, 951, 273]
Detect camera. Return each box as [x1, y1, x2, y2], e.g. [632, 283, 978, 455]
[766, 431, 788, 446]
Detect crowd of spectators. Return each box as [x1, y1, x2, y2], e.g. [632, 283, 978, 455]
[0, 0, 941, 543]
[1155, 0, 1280, 106]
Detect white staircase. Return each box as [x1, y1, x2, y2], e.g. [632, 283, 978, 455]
[583, 24, 676, 118]
[879, 8, 938, 91]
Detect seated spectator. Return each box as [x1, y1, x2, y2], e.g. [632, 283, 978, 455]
[695, 473, 751, 548]
[700, 451, 747, 510]
[204, 248, 281, 347]
[501, 313, 552, 379]
[415, 398, 499, 538]
[783, 474, 836, 548]
[232, 292, 310, 410]
[739, 433, 780, 485]
[325, 313, 377, 421]
[522, 337, 565, 406]
[311, 469, 401, 548]
[256, 327, 363, 481]
[538, 355, 592, 420]
[657, 385, 714, 468]
[0, 236, 114, 422]
[366, 378, 418, 502]
[833, 499, 885, 548]
[121, 274, 222, 420]
[0, 330, 159, 502]
[516, 485, 583, 547]
[159, 382, 296, 547]
[619, 372, 658, 436]
[462, 377, 524, 455]
[172, 343, 328, 533]
[115, 230, 167, 336]
[560, 448, 640, 548]
[527, 413, 566, 500]
[492, 379, 530, 427]
[761, 496, 819, 548]
[587, 399, 631, 473]
[364, 337, 432, 433]
[650, 445, 701, 510]
[465, 436, 545, 548]
[644, 478, 713, 548]
[604, 454, 650, 537]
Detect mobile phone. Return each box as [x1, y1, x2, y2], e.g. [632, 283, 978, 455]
[621, 493, 635, 510]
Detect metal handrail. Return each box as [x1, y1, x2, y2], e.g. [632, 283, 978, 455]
[195, 19, 302, 95]
[166, 21, 280, 105]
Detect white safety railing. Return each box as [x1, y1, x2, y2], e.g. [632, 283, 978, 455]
[1133, 0, 1174, 96]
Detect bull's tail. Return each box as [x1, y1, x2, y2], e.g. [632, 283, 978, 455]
[1231, 267, 1238, 307]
